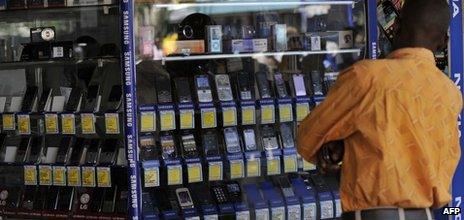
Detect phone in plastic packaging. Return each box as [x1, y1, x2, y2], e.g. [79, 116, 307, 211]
[195, 75, 213, 103]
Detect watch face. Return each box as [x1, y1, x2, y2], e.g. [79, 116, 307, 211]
[41, 28, 55, 41]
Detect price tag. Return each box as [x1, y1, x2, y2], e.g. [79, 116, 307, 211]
[97, 167, 111, 187]
[246, 159, 260, 177]
[180, 109, 194, 129]
[201, 108, 216, 128]
[284, 155, 298, 173]
[17, 114, 31, 135]
[267, 158, 281, 175]
[241, 106, 255, 125]
[105, 113, 120, 134]
[140, 111, 156, 132]
[303, 159, 316, 171]
[187, 163, 203, 183]
[144, 167, 160, 187]
[39, 165, 52, 185]
[160, 110, 175, 131]
[45, 114, 59, 134]
[52, 166, 66, 186]
[61, 114, 76, 134]
[67, 166, 81, 186]
[279, 104, 293, 122]
[222, 107, 237, 127]
[167, 165, 182, 185]
[24, 165, 37, 185]
[261, 105, 275, 124]
[2, 114, 15, 131]
[81, 113, 95, 134]
[296, 103, 310, 122]
[208, 162, 223, 181]
[230, 160, 244, 179]
[82, 167, 96, 187]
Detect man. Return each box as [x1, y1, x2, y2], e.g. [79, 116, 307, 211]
[297, 0, 462, 219]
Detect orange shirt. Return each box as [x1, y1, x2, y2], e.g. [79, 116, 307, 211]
[297, 48, 463, 212]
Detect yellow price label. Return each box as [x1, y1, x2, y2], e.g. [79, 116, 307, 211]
[241, 107, 255, 125]
[82, 167, 96, 187]
[167, 165, 182, 185]
[246, 159, 260, 177]
[61, 114, 75, 134]
[45, 114, 58, 134]
[105, 113, 120, 134]
[261, 105, 275, 124]
[279, 104, 293, 122]
[201, 109, 216, 128]
[81, 114, 95, 134]
[208, 162, 223, 181]
[188, 163, 202, 183]
[144, 168, 160, 187]
[97, 167, 111, 187]
[222, 107, 237, 127]
[67, 167, 81, 186]
[303, 159, 317, 171]
[39, 166, 52, 185]
[24, 165, 37, 185]
[267, 158, 281, 175]
[2, 114, 15, 130]
[160, 110, 175, 131]
[296, 103, 310, 122]
[140, 112, 156, 132]
[180, 110, 194, 129]
[284, 156, 297, 173]
[18, 115, 31, 134]
[230, 160, 244, 179]
[53, 166, 66, 186]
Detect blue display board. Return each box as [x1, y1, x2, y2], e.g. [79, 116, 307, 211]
[449, 1, 464, 219]
[367, 0, 378, 59]
[120, 0, 142, 218]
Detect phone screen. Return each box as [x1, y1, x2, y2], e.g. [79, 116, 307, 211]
[196, 76, 210, 89]
[377, 1, 398, 41]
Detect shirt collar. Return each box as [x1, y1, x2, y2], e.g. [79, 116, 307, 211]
[387, 47, 436, 64]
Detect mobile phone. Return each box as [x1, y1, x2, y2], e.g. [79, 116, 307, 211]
[65, 87, 82, 112]
[15, 137, 31, 163]
[243, 128, 257, 151]
[106, 85, 123, 111]
[181, 133, 198, 158]
[202, 130, 219, 156]
[237, 71, 254, 101]
[84, 139, 101, 165]
[256, 71, 272, 99]
[377, 0, 399, 43]
[139, 134, 157, 161]
[215, 74, 234, 102]
[83, 84, 100, 112]
[115, 190, 128, 214]
[56, 187, 74, 211]
[293, 74, 307, 97]
[142, 191, 157, 214]
[5, 187, 22, 208]
[226, 182, 242, 202]
[55, 137, 73, 164]
[211, 185, 229, 204]
[20, 186, 38, 210]
[27, 137, 43, 164]
[274, 73, 289, 98]
[310, 71, 324, 96]
[68, 138, 85, 165]
[0, 97, 6, 113]
[98, 139, 119, 165]
[276, 176, 295, 197]
[174, 78, 193, 103]
[160, 132, 177, 159]
[195, 75, 213, 103]
[155, 74, 172, 104]
[280, 123, 295, 148]
[35, 186, 49, 211]
[2, 136, 20, 163]
[324, 72, 339, 92]
[224, 127, 241, 154]
[262, 125, 279, 151]
[21, 86, 38, 112]
[38, 88, 53, 112]
[51, 96, 66, 112]
[44, 187, 59, 210]
[100, 187, 117, 213]
[176, 188, 194, 209]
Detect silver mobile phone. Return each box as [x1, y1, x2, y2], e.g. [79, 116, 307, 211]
[195, 75, 213, 103]
[215, 74, 233, 102]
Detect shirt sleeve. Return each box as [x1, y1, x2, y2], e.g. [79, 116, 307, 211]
[297, 64, 372, 164]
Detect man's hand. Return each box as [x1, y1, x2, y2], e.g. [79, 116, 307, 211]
[317, 141, 344, 174]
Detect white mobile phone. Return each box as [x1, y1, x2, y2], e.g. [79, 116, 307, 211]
[293, 74, 306, 97]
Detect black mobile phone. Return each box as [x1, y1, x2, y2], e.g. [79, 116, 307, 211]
[160, 132, 177, 159]
[174, 78, 193, 103]
[15, 137, 31, 163]
[4, 187, 22, 208]
[274, 73, 289, 98]
[90, 189, 104, 212]
[202, 130, 219, 157]
[56, 187, 74, 211]
[310, 71, 324, 96]
[20, 186, 38, 210]
[98, 139, 119, 165]
[280, 123, 295, 149]
[21, 86, 38, 112]
[115, 190, 128, 214]
[65, 87, 82, 112]
[377, 0, 399, 43]
[55, 137, 73, 164]
[256, 70, 272, 99]
[83, 84, 100, 112]
[68, 138, 85, 165]
[155, 74, 172, 104]
[181, 132, 198, 158]
[139, 134, 157, 161]
[44, 187, 59, 210]
[38, 88, 52, 112]
[142, 191, 157, 214]
[211, 185, 229, 204]
[84, 139, 101, 165]
[226, 182, 242, 202]
[27, 137, 43, 164]
[237, 71, 255, 101]
[100, 187, 117, 213]
[107, 85, 123, 111]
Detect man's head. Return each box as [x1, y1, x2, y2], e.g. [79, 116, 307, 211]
[393, 0, 450, 52]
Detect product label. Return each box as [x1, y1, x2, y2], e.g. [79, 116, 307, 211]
[39, 165, 52, 185]
[256, 208, 270, 220]
[284, 155, 298, 173]
[222, 107, 237, 127]
[187, 163, 203, 183]
[236, 210, 250, 220]
[67, 166, 81, 186]
[208, 161, 223, 181]
[278, 104, 293, 122]
[267, 157, 281, 175]
[204, 215, 219, 220]
[160, 110, 176, 131]
[52, 166, 66, 186]
[261, 104, 275, 124]
[241, 106, 256, 125]
[24, 165, 37, 185]
[2, 114, 15, 131]
[287, 205, 301, 220]
[246, 158, 260, 177]
[180, 109, 194, 129]
[272, 207, 285, 220]
[296, 103, 310, 122]
[320, 200, 334, 219]
[61, 114, 76, 134]
[335, 199, 342, 217]
[140, 111, 156, 132]
[80, 113, 95, 134]
[45, 114, 59, 134]
[303, 203, 317, 220]
[303, 159, 316, 171]
[167, 165, 182, 185]
[97, 167, 111, 187]
[17, 114, 31, 135]
[144, 167, 160, 187]
[105, 113, 120, 134]
[81, 167, 96, 187]
[201, 108, 217, 128]
[230, 160, 245, 179]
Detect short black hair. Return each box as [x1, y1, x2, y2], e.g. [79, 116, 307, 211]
[400, 0, 450, 36]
